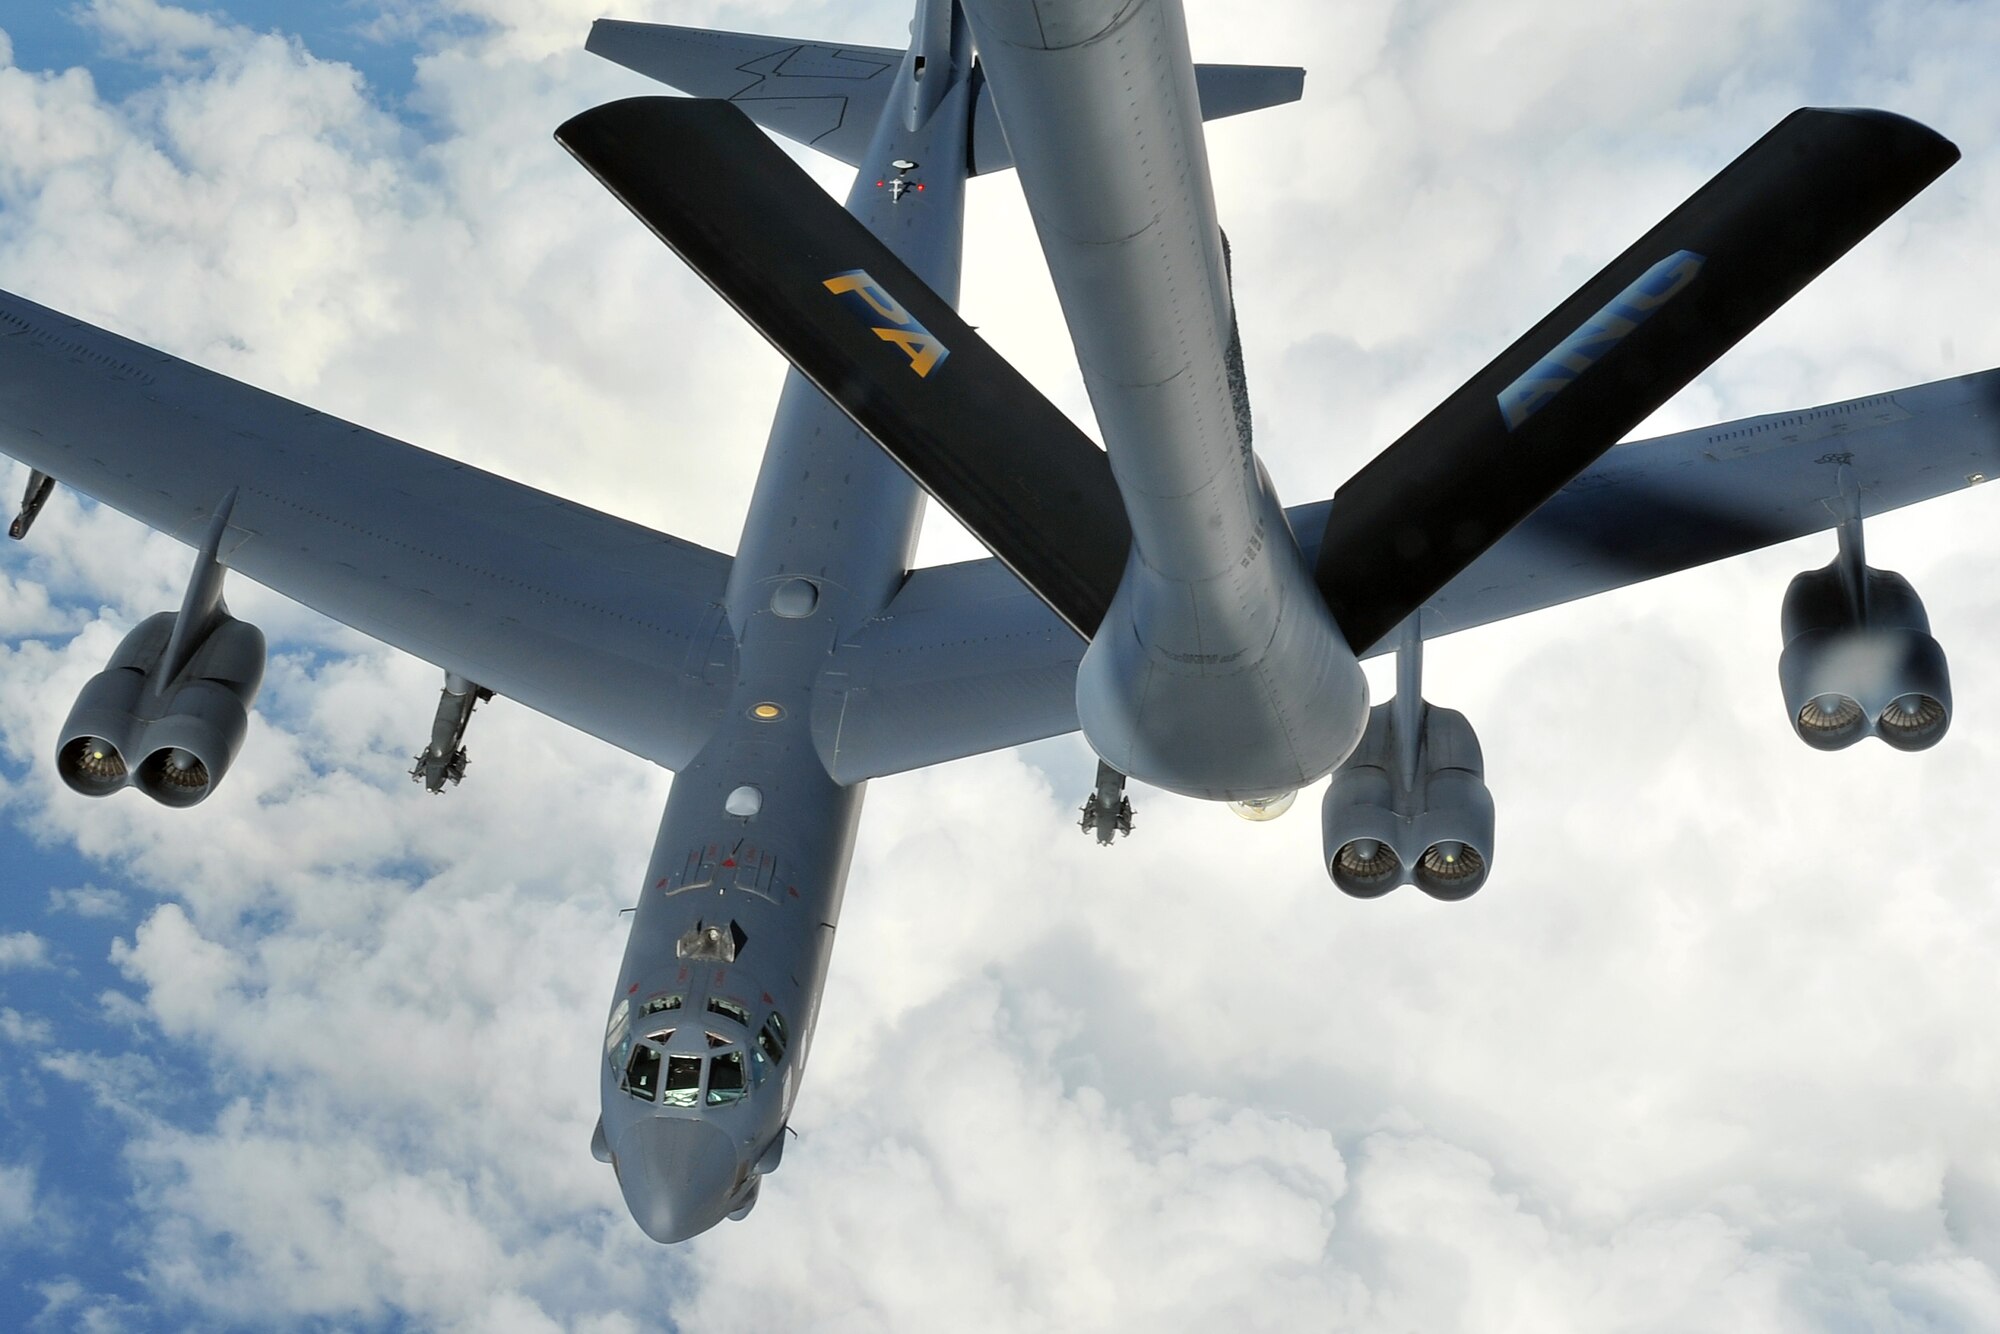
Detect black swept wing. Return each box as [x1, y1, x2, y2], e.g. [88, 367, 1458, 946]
[556, 96, 1129, 640]
[1313, 108, 1958, 653]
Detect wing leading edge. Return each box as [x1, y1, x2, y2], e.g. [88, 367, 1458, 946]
[820, 369, 2000, 780]
[0, 289, 736, 771]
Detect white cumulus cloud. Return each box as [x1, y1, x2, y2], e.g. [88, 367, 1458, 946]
[0, 930, 52, 970]
[45, 884, 126, 918]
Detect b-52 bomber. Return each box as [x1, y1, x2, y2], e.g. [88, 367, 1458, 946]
[0, 0, 1991, 1243]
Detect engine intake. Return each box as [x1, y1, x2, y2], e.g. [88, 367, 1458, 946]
[1322, 699, 1495, 900]
[1779, 557, 1950, 752]
[56, 611, 265, 807]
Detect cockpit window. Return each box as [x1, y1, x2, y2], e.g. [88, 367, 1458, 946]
[640, 995, 682, 1018]
[662, 1055, 702, 1108]
[646, 1029, 675, 1046]
[758, 1012, 788, 1064]
[749, 1044, 770, 1086]
[706, 997, 750, 1027]
[707, 1052, 747, 1105]
[705, 1032, 732, 1050]
[604, 999, 630, 1057]
[624, 1045, 660, 1101]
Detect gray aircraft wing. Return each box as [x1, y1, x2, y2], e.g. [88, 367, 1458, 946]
[819, 368, 2000, 780]
[1330, 366, 2000, 653]
[0, 288, 735, 771]
[810, 558, 1084, 784]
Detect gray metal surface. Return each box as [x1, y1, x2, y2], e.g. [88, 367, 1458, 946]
[812, 557, 1086, 783]
[0, 290, 737, 771]
[586, 17, 1304, 177]
[591, 11, 982, 1242]
[814, 369, 2000, 780]
[1314, 367, 2000, 650]
[961, 0, 1367, 801]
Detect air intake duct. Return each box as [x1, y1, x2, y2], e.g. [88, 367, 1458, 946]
[1779, 558, 1950, 752]
[1321, 699, 1495, 900]
[54, 611, 265, 806]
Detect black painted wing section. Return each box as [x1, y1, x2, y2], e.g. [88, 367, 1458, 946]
[556, 96, 1128, 640]
[1292, 368, 2000, 654]
[1314, 108, 1959, 654]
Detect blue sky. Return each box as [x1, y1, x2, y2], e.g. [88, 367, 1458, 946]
[0, 829, 155, 1330]
[3, 1, 436, 103]
[5, 1, 2000, 1331]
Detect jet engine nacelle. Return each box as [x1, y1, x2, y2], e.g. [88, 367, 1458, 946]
[1321, 700, 1495, 900]
[57, 610, 266, 807]
[1778, 559, 1950, 752]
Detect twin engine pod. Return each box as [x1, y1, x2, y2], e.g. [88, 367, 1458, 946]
[1321, 699, 1495, 901]
[1779, 559, 1950, 752]
[56, 611, 266, 807]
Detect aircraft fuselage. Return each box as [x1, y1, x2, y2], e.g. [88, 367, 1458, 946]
[596, 12, 974, 1243]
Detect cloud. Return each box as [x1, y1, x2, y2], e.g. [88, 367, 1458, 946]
[0, 931, 52, 970]
[0, 1159, 35, 1231]
[675, 972, 1359, 1334]
[1, 0, 2000, 1330]
[74, 0, 233, 65]
[0, 1006, 53, 1044]
[44, 884, 127, 919]
[108, 904, 240, 1035]
[28, 1277, 148, 1334]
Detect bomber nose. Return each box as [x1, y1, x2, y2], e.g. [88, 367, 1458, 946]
[613, 1117, 738, 1243]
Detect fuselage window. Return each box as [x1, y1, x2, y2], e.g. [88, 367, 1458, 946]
[758, 1013, 787, 1064]
[707, 997, 750, 1027]
[624, 1045, 660, 1101]
[640, 994, 683, 1018]
[707, 1052, 747, 1105]
[662, 1055, 702, 1108]
[604, 999, 630, 1062]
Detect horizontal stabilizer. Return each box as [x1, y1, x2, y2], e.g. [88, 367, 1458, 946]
[556, 97, 1130, 638]
[971, 62, 1304, 173]
[1314, 108, 1959, 654]
[586, 20, 1301, 174]
[586, 21, 905, 170]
